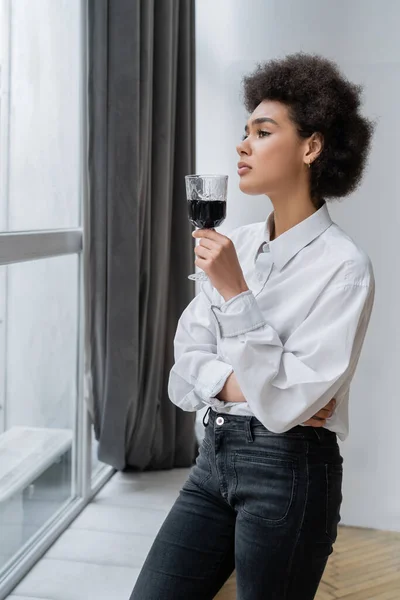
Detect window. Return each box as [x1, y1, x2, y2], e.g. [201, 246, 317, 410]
[0, 2, 111, 596]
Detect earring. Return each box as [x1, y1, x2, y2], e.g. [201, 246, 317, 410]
[308, 161, 312, 169]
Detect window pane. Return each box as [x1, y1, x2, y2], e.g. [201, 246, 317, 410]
[0, 253, 79, 574]
[0, 0, 81, 232]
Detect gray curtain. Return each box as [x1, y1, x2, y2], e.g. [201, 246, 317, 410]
[85, 0, 198, 471]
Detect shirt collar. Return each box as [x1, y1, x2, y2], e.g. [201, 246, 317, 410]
[254, 201, 333, 271]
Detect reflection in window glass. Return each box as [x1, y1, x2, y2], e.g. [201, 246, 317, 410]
[0, 254, 79, 574]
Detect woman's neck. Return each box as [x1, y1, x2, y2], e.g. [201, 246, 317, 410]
[269, 198, 320, 240]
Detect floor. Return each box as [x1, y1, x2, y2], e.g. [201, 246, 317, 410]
[215, 526, 400, 600]
[6, 467, 192, 600]
[6, 467, 400, 600]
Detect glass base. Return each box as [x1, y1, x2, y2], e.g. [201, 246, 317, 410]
[187, 271, 208, 281]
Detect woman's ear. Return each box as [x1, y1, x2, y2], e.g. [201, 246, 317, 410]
[303, 132, 324, 164]
[310, 132, 324, 159]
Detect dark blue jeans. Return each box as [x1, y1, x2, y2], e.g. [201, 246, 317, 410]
[130, 407, 343, 599]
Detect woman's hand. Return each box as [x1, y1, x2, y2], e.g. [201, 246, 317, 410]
[192, 229, 249, 301]
[302, 397, 337, 427]
[217, 372, 337, 427]
[216, 372, 245, 403]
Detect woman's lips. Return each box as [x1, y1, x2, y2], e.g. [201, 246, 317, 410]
[237, 166, 252, 175]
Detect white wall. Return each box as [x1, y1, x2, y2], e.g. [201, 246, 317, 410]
[195, 0, 400, 532]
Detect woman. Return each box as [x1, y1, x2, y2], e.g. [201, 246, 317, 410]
[130, 52, 375, 600]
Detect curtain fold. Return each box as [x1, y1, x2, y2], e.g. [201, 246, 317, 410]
[86, 0, 198, 470]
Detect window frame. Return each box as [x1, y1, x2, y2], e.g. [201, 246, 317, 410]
[0, 2, 113, 597]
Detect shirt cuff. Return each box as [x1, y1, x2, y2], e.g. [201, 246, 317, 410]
[193, 358, 234, 407]
[210, 290, 266, 338]
[201, 396, 228, 409]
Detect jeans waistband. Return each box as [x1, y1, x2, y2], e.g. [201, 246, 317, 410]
[202, 406, 336, 443]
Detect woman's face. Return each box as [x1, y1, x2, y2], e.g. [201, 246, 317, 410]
[236, 99, 309, 196]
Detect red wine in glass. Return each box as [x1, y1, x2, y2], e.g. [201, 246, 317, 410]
[185, 174, 228, 281]
[187, 199, 227, 229]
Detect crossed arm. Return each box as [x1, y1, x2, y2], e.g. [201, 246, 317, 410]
[168, 276, 350, 429]
[217, 371, 336, 427]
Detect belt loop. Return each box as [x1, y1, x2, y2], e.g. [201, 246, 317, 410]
[203, 406, 212, 427]
[246, 417, 255, 443]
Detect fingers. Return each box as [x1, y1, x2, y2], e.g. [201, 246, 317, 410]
[302, 398, 337, 427]
[322, 398, 336, 412]
[194, 245, 209, 259]
[316, 407, 334, 418]
[314, 398, 337, 419]
[302, 417, 326, 427]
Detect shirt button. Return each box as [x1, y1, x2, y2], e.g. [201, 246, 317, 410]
[216, 416, 225, 426]
[257, 272, 263, 281]
[263, 243, 270, 253]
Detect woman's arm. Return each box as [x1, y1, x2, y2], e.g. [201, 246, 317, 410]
[209, 259, 375, 433]
[216, 371, 245, 403]
[217, 371, 338, 427]
[167, 280, 234, 411]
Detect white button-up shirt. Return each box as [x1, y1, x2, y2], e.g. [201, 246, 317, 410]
[168, 202, 375, 441]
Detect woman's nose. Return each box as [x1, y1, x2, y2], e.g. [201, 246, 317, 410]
[236, 139, 250, 156]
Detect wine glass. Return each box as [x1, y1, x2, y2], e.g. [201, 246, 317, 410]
[185, 174, 228, 281]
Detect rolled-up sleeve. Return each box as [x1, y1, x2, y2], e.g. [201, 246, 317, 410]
[167, 280, 233, 412]
[210, 289, 267, 337]
[209, 267, 375, 433]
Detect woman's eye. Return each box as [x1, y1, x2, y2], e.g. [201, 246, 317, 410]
[241, 130, 270, 141]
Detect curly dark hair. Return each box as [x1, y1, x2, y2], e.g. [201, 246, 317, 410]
[241, 52, 376, 207]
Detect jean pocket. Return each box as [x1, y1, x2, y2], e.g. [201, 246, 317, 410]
[325, 463, 343, 543]
[232, 451, 297, 525]
[189, 437, 213, 488]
